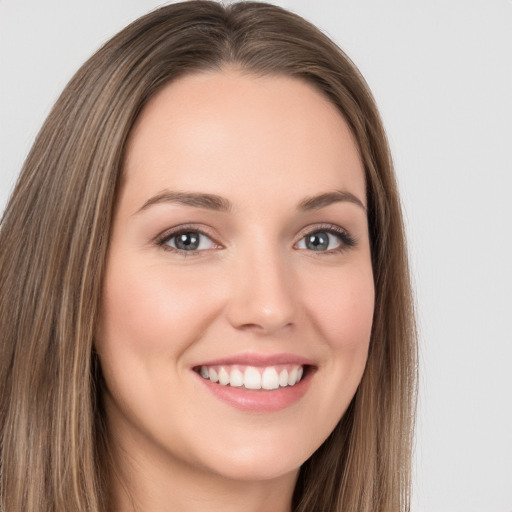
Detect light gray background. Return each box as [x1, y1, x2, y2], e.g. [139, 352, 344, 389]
[1, 1, 511, 510]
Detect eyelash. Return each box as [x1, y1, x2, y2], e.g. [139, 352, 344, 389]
[296, 223, 357, 254]
[155, 223, 357, 256]
[155, 224, 219, 256]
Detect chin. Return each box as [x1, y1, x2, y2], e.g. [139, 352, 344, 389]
[190, 433, 314, 483]
[208, 455, 302, 483]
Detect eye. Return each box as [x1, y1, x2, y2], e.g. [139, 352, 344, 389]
[159, 229, 218, 253]
[297, 231, 340, 251]
[295, 226, 356, 253]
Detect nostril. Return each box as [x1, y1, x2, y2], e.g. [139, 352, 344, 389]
[225, 268, 297, 333]
[235, 321, 294, 334]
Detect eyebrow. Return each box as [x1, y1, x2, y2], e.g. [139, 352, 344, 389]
[135, 188, 366, 215]
[298, 190, 366, 212]
[135, 191, 232, 214]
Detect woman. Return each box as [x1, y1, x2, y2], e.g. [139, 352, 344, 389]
[0, 2, 417, 511]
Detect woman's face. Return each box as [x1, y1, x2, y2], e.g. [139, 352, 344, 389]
[96, 70, 374, 486]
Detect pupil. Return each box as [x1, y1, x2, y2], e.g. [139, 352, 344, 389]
[307, 232, 328, 251]
[176, 232, 199, 250]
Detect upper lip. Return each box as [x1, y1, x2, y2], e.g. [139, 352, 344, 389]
[193, 352, 315, 368]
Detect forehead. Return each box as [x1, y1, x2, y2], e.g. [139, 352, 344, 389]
[122, 69, 365, 209]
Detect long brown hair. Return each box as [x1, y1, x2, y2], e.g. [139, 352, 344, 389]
[0, 2, 417, 511]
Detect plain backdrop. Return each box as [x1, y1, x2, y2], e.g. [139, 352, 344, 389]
[1, 1, 511, 510]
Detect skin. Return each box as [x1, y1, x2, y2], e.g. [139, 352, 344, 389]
[96, 68, 375, 512]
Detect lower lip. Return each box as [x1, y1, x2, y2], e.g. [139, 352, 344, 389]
[195, 370, 313, 412]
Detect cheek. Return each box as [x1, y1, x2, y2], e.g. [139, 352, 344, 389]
[305, 264, 375, 352]
[289, 262, 374, 449]
[300, 260, 374, 419]
[97, 261, 222, 360]
[94, 261, 226, 435]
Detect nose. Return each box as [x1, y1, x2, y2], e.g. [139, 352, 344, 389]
[225, 246, 297, 335]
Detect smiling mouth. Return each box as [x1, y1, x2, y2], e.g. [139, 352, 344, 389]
[194, 364, 310, 390]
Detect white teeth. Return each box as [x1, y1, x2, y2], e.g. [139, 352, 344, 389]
[244, 367, 262, 389]
[279, 369, 289, 387]
[199, 364, 305, 389]
[288, 366, 298, 386]
[261, 367, 279, 390]
[229, 368, 244, 387]
[218, 367, 230, 386]
[208, 368, 219, 383]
